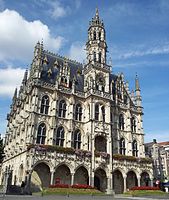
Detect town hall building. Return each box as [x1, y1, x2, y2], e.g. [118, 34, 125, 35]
[1, 9, 153, 194]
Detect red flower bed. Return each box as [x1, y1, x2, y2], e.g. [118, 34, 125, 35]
[71, 184, 94, 189]
[49, 184, 69, 188]
[130, 186, 160, 190]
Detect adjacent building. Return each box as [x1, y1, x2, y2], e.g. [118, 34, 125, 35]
[145, 139, 169, 182]
[1, 9, 153, 194]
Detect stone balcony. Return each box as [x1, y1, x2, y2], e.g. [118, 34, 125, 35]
[112, 154, 153, 169]
[26, 144, 111, 167]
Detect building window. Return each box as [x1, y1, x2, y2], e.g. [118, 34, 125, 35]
[58, 100, 67, 118]
[99, 52, 102, 63]
[56, 126, 64, 146]
[94, 31, 96, 40]
[88, 135, 90, 150]
[119, 138, 126, 155]
[131, 117, 136, 132]
[99, 31, 101, 40]
[40, 95, 49, 114]
[95, 104, 99, 120]
[75, 104, 82, 121]
[132, 140, 138, 157]
[36, 123, 46, 144]
[119, 114, 125, 130]
[101, 106, 105, 122]
[124, 95, 128, 105]
[73, 130, 81, 149]
[94, 52, 96, 62]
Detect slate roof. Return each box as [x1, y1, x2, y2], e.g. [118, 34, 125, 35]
[39, 50, 117, 92]
[40, 50, 84, 91]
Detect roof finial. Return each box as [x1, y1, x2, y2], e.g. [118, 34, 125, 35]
[135, 72, 140, 91]
[95, 7, 99, 19]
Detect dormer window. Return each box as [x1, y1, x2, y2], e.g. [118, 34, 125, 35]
[61, 76, 67, 86]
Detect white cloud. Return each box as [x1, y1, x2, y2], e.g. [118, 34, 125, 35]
[0, 67, 25, 97]
[0, 9, 64, 63]
[48, 0, 70, 19]
[111, 42, 169, 60]
[69, 42, 86, 63]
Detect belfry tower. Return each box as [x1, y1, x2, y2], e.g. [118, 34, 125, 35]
[86, 8, 107, 65]
[84, 9, 110, 93]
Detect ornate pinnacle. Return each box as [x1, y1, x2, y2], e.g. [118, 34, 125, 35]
[135, 74, 140, 91]
[13, 88, 17, 100]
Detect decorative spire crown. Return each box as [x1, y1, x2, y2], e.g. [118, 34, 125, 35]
[90, 7, 104, 27]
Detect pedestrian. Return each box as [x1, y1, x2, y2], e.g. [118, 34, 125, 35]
[21, 181, 25, 195]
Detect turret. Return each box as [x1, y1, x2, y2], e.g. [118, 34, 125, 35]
[30, 40, 43, 79]
[135, 74, 142, 107]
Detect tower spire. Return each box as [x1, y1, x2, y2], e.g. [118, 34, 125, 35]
[95, 7, 99, 19]
[135, 74, 142, 107]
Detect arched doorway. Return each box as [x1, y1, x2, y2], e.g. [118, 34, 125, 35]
[140, 172, 150, 186]
[54, 164, 71, 185]
[95, 136, 107, 152]
[74, 166, 89, 185]
[31, 162, 50, 192]
[94, 168, 107, 192]
[126, 171, 138, 190]
[113, 170, 124, 194]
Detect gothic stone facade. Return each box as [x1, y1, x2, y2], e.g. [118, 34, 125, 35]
[1, 10, 153, 194]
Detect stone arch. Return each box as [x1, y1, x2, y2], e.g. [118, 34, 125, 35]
[95, 135, 107, 152]
[113, 169, 124, 194]
[140, 171, 150, 186]
[74, 166, 89, 185]
[31, 162, 51, 192]
[33, 160, 53, 172]
[94, 168, 107, 192]
[54, 164, 71, 185]
[94, 99, 107, 107]
[126, 171, 138, 190]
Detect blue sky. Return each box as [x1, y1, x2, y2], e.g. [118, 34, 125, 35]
[0, 0, 169, 142]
